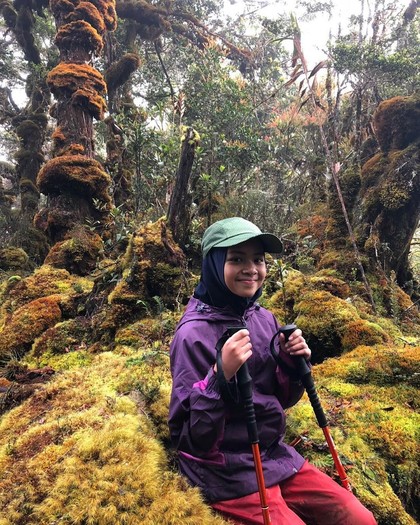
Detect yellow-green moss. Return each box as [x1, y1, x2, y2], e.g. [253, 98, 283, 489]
[44, 227, 104, 276]
[293, 290, 392, 359]
[0, 247, 29, 270]
[0, 264, 94, 316]
[286, 347, 419, 524]
[109, 219, 188, 310]
[0, 351, 228, 524]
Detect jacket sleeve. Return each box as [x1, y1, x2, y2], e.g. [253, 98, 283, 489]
[168, 325, 228, 457]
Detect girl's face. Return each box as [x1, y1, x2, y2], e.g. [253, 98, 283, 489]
[224, 238, 267, 298]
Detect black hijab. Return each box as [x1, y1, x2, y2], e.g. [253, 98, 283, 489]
[193, 247, 262, 316]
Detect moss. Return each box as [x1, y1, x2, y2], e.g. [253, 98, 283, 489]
[66, 1, 106, 34]
[89, 0, 117, 31]
[37, 155, 112, 203]
[0, 264, 94, 316]
[317, 344, 420, 388]
[266, 268, 307, 321]
[19, 178, 40, 196]
[295, 214, 328, 241]
[6, 225, 50, 266]
[109, 219, 188, 310]
[308, 273, 351, 299]
[47, 63, 107, 120]
[0, 352, 228, 524]
[341, 320, 389, 352]
[360, 153, 388, 191]
[379, 181, 411, 210]
[373, 94, 420, 153]
[0, 295, 62, 360]
[16, 119, 40, 141]
[0, 247, 29, 270]
[286, 346, 419, 524]
[44, 226, 104, 276]
[105, 53, 141, 93]
[293, 290, 392, 360]
[28, 317, 93, 360]
[317, 249, 370, 283]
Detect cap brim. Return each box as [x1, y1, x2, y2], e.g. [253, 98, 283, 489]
[214, 232, 283, 254]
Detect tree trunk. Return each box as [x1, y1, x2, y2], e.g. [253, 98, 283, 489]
[167, 127, 200, 249]
[34, 0, 118, 244]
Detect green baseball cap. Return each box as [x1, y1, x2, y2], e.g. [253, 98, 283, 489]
[201, 217, 283, 257]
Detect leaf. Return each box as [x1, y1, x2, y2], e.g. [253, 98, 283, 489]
[298, 79, 305, 93]
[309, 60, 328, 79]
[298, 97, 309, 110]
[284, 70, 303, 88]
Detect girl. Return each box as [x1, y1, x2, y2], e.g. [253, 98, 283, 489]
[168, 217, 376, 525]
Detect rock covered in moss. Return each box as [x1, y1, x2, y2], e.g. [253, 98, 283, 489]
[0, 295, 63, 361]
[0, 264, 94, 316]
[44, 226, 104, 275]
[295, 290, 391, 360]
[0, 247, 29, 270]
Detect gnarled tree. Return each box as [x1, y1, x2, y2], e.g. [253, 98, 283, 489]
[34, 0, 117, 246]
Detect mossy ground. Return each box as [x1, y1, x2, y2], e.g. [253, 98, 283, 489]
[0, 219, 419, 524]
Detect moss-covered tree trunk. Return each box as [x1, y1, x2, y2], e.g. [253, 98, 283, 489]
[353, 94, 420, 286]
[1, 0, 51, 259]
[34, 0, 117, 244]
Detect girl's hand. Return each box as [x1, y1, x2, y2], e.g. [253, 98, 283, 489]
[279, 328, 311, 361]
[215, 329, 252, 381]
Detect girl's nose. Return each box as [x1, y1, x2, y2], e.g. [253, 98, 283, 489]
[242, 261, 257, 274]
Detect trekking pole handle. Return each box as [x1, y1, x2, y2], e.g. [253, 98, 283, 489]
[226, 326, 259, 443]
[277, 324, 327, 428]
[278, 324, 311, 377]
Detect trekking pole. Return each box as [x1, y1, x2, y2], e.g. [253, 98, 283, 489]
[226, 327, 272, 525]
[271, 324, 352, 492]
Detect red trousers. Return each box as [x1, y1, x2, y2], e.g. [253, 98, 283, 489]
[211, 461, 377, 525]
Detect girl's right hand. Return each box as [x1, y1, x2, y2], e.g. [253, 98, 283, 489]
[214, 329, 252, 380]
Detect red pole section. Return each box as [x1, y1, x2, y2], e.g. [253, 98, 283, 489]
[322, 428, 352, 491]
[251, 443, 272, 525]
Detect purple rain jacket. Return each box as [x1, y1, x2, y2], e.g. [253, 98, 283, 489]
[168, 296, 306, 503]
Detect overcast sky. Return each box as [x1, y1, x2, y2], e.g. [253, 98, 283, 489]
[223, 0, 412, 66]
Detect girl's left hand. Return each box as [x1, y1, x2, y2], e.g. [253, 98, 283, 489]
[279, 328, 311, 361]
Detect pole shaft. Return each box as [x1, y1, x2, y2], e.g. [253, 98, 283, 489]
[322, 427, 352, 491]
[251, 443, 271, 525]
